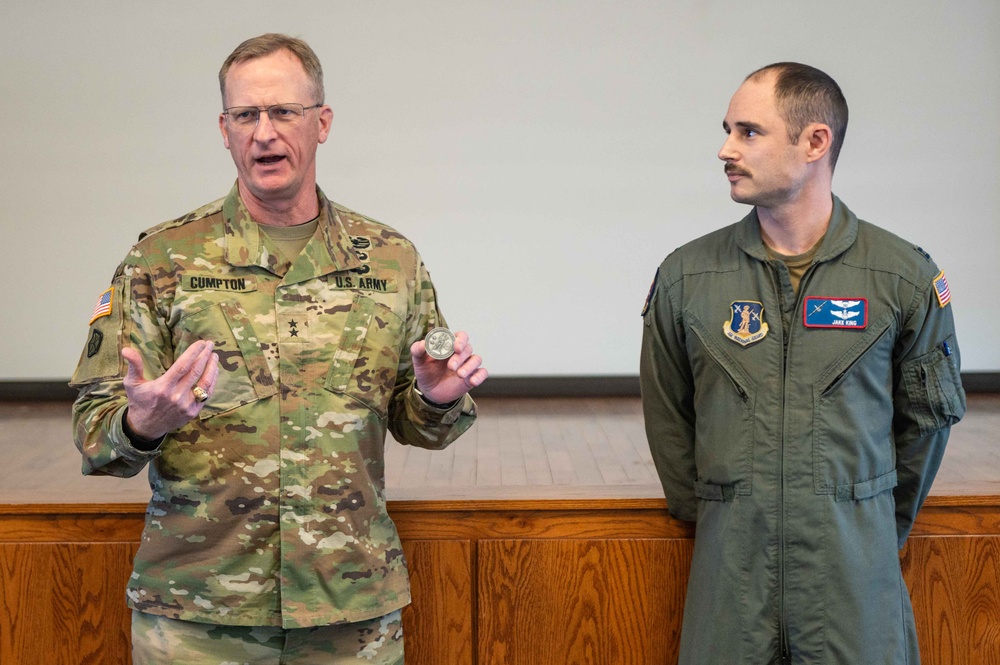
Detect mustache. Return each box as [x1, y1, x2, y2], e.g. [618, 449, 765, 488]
[725, 164, 750, 177]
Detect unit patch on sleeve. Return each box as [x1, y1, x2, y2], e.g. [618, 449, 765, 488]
[71, 276, 130, 387]
[86, 329, 104, 357]
[89, 287, 114, 324]
[933, 271, 951, 308]
[803, 297, 868, 329]
[724, 301, 769, 346]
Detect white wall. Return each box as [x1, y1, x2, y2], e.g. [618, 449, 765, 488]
[1, 1, 997, 379]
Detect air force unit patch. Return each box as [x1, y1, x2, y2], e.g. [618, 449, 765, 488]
[803, 297, 868, 329]
[724, 301, 768, 346]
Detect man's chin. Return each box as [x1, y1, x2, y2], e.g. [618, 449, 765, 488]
[729, 187, 756, 205]
[242, 176, 295, 201]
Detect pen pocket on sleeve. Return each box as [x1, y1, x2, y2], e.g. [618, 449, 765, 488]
[902, 338, 966, 436]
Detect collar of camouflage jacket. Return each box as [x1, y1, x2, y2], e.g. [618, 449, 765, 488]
[221, 182, 363, 282]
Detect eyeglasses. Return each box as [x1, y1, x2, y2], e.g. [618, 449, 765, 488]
[222, 103, 322, 129]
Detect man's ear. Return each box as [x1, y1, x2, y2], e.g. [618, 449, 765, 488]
[317, 105, 334, 144]
[219, 113, 231, 149]
[802, 122, 832, 164]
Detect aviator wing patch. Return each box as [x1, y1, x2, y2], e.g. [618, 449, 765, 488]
[803, 296, 868, 329]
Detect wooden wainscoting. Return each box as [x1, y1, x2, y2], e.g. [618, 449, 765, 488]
[2, 499, 999, 664]
[2, 396, 999, 664]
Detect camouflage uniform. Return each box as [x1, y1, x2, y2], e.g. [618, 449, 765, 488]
[131, 608, 404, 664]
[71, 183, 476, 629]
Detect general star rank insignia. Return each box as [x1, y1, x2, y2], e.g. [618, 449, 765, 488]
[724, 301, 768, 346]
[803, 297, 868, 329]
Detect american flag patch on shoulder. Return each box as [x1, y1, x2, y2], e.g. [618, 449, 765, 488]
[933, 271, 951, 308]
[89, 287, 113, 324]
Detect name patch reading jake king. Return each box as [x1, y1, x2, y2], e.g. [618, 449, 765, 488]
[803, 297, 868, 329]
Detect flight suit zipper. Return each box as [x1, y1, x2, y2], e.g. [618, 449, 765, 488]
[772, 258, 818, 665]
[766, 262, 791, 664]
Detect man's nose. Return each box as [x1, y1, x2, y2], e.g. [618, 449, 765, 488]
[253, 112, 278, 141]
[718, 134, 738, 162]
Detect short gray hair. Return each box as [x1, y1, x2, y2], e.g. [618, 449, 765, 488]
[219, 33, 324, 106]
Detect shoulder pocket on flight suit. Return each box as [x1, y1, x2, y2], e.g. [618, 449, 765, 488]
[177, 299, 277, 419]
[902, 337, 966, 436]
[324, 293, 404, 418]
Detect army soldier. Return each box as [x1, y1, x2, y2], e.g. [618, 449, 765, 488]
[640, 63, 965, 664]
[71, 34, 486, 664]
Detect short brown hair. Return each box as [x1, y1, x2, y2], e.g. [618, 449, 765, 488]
[748, 62, 849, 170]
[219, 33, 324, 107]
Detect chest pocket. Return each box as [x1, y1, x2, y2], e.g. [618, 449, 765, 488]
[687, 315, 757, 496]
[812, 313, 895, 495]
[324, 293, 404, 418]
[177, 300, 277, 419]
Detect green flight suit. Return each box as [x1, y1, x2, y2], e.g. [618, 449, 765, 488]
[71, 184, 476, 629]
[640, 197, 965, 664]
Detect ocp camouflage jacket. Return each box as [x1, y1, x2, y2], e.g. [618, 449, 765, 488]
[71, 184, 476, 628]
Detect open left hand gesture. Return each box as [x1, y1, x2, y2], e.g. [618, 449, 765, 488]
[411, 330, 487, 405]
[121, 339, 219, 440]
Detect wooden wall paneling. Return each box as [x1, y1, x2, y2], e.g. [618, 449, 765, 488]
[477, 538, 693, 665]
[401, 539, 474, 665]
[1, 542, 137, 665]
[0, 543, 41, 663]
[0, 511, 145, 544]
[390, 504, 694, 541]
[908, 504, 1000, 537]
[902, 536, 1000, 665]
[1, 499, 998, 665]
[903, 537, 966, 665]
[964, 538, 1000, 665]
